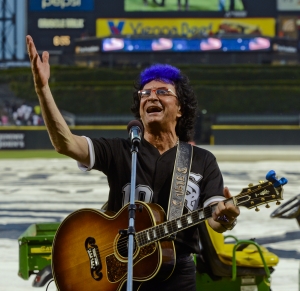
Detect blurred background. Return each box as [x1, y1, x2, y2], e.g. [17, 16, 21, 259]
[1, 0, 300, 147]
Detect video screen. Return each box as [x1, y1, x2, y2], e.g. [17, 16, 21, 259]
[124, 0, 245, 12]
[102, 37, 271, 52]
[277, 0, 300, 11]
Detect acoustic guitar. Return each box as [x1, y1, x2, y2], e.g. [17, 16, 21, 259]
[52, 178, 285, 291]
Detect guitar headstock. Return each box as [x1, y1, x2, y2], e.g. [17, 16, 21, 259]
[235, 182, 282, 211]
[234, 171, 287, 211]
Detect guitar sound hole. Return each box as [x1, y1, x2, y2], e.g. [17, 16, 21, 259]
[117, 233, 137, 258]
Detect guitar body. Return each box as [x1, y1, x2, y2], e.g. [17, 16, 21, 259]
[52, 201, 176, 291]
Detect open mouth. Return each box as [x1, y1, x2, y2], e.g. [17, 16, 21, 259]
[146, 106, 163, 113]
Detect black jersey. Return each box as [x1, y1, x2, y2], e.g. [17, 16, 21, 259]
[90, 137, 224, 255]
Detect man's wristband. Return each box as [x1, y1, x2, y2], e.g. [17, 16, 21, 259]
[220, 219, 237, 231]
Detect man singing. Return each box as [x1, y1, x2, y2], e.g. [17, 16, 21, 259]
[26, 35, 239, 291]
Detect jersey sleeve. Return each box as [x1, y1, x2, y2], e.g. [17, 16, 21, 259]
[77, 136, 96, 171]
[199, 150, 225, 207]
[89, 137, 119, 175]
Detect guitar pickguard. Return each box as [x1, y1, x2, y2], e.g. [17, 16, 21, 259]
[106, 243, 157, 283]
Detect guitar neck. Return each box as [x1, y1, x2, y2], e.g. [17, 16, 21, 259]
[136, 198, 235, 247]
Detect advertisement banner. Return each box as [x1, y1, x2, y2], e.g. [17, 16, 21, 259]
[96, 18, 276, 38]
[0, 133, 25, 149]
[29, 0, 94, 11]
[278, 16, 298, 39]
[37, 18, 85, 29]
[277, 0, 300, 11]
[272, 38, 298, 53]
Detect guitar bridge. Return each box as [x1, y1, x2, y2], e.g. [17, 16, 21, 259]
[85, 237, 103, 281]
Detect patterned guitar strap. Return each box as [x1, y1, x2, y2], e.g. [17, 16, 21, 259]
[167, 141, 193, 226]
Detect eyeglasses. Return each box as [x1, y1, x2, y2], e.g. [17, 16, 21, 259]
[138, 88, 177, 100]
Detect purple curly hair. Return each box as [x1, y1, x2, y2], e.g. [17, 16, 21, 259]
[140, 64, 182, 87]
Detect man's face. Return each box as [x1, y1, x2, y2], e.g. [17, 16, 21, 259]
[139, 80, 182, 132]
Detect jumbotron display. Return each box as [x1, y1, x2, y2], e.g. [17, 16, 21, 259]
[102, 37, 271, 52]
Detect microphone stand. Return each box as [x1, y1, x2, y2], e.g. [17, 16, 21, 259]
[126, 140, 139, 291]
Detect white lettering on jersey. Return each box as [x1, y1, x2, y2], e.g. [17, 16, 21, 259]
[122, 183, 153, 206]
[185, 172, 203, 212]
[122, 172, 202, 211]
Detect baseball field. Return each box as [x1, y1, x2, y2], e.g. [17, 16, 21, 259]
[0, 150, 67, 159]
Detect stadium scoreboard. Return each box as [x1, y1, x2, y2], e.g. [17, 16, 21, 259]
[27, 0, 291, 56]
[27, 0, 96, 53]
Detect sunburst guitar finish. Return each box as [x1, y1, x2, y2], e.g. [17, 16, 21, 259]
[52, 202, 175, 291]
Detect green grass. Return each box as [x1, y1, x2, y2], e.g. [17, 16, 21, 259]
[125, 0, 244, 11]
[0, 150, 68, 159]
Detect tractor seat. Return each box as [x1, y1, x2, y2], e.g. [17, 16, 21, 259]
[196, 221, 278, 279]
[205, 220, 279, 268]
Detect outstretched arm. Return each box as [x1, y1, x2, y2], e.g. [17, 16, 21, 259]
[26, 35, 90, 166]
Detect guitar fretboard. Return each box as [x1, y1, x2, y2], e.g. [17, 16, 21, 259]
[136, 199, 233, 247]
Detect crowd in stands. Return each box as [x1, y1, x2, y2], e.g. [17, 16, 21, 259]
[0, 101, 43, 126]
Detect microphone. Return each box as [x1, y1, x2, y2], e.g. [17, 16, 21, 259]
[127, 120, 143, 146]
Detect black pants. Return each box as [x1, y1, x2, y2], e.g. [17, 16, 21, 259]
[139, 254, 196, 291]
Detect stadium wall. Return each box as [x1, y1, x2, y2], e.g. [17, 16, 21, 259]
[211, 125, 300, 145]
[0, 126, 127, 150]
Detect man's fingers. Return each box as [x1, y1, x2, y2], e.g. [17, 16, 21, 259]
[225, 206, 240, 217]
[27, 41, 36, 62]
[27, 36, 39, 62]
[211, 187, 240, 225]
[26, 35, 31, 50]
[213, 199, 240, 222]
[223, 186, 232, 198]
[42, 51, 49, 64]
[26, 35, 32, 42]
[27, 41, 33, 61]
[32, 53, 41, 73]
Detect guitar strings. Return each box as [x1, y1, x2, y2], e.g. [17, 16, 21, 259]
[82, 202, 219, 258]
[83, 193, 214, 257]
[99, 213, 197, 256]
[90, 226, 165, 258]
[81, 219, 175, 259]
[85, 211, 205, 258]
[99, 191, 275, 257]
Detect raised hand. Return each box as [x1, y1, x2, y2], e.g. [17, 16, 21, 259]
[26, 35, 50, 90]
[25, 36, 90, 165]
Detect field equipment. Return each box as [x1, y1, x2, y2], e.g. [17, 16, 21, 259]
[196, 221, 278, 291]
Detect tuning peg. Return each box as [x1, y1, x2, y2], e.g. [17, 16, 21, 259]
[266, 170, 288, 187]
[276, 200, 281, 205]
[248, 183, 253, 187]
[255, 207, 260, 212]
[265, 204, 270, 208]
[259, 180, 265, 184]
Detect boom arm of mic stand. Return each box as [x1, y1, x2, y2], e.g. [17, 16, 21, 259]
[126, 143, 139, 291]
